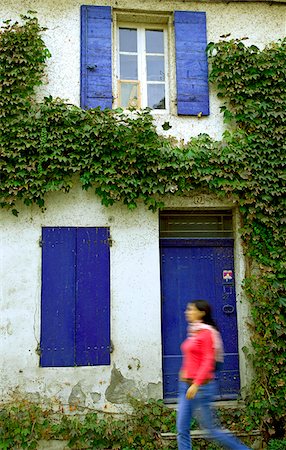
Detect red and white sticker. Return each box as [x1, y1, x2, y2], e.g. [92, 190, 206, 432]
[223, 270, 233, 281]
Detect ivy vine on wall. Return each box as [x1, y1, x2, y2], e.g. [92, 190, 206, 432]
[0, 14, 285, 439]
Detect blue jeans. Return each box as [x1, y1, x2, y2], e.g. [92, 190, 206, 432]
[176, 381, 251, 450]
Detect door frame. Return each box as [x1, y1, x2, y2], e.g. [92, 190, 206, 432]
[158, 207, 251, 399]
[160, 237, 240, 400]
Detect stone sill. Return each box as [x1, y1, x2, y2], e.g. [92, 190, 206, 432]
[37, 442, 68, 450]
[37, 442, 113, 450]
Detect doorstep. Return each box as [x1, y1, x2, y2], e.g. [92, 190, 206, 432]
[160, 429, 261, 440]
[160, 429, 263, 450]
[165, 399, 246, 410]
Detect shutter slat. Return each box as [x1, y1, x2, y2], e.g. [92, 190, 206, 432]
[174, 11, 209, 116]
[75, 228, 110, 366]
[81, 6, 112, 110]
[40, 228, 76, 367]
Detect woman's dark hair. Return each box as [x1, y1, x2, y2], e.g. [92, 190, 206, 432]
[191, 299, 219, 330]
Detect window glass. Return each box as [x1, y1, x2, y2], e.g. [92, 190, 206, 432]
[120, 82, 139, 108]
[119, 28, 137, 52]
[117, 24, 167, 110]
[159, 211, 233, 238]
[147, 84, 165, 109]
[120, 55, 138, 80]
[146, 29, 164, 53]
[147, 56, 165, 81]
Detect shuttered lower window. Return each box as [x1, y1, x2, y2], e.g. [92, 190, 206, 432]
[80, 6, 209, 116]
[40, 227, 111, 367]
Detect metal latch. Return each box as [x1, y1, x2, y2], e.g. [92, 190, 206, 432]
[108, 237, 113, 247]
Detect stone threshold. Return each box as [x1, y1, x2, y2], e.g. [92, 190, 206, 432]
[165, 399, 246, 410]
[160, 429, 263, 450]
[160, 429, 261, 440]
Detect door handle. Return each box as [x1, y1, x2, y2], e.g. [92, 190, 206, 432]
[222, 304, 234, 314]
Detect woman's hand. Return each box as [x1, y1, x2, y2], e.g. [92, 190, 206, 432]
[186, 383, 199, 399]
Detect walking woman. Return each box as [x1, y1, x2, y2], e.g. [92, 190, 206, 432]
[177, 300, 251, 450]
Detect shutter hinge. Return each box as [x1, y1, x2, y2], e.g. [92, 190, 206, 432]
[107, 237, 113, 247]
[39, 238, 44, 247]
[86, 64, 97, 71]
[35, 343, 41, 356]
[109, 340, 114, 353]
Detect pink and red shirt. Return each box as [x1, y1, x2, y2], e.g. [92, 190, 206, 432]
[180, 329, 215, 386]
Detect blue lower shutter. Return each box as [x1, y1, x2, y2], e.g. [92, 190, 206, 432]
[80, 6, 112, 110]
[174, 11, 209, 116]
[40, 228, 76, 367]
[75, 228, 111, 366]
[41, 227, 111, 367]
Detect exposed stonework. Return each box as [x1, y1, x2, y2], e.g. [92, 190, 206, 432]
[147, 382, 162, 399]
[105, 367, 141, 404]
[68, 383, 86, 409]
[90, 392, 101, 403]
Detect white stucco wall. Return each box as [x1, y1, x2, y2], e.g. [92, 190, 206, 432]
[1, 187, 250, 409]
[0, 186, 163, 410]
[1, 0, 285, 139]
[1, 0, 285, 409]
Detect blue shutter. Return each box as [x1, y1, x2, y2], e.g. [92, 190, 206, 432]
[40, 227, 110, 367]
[76, 228, 111, 366]
[80, 6, 112, 110]
[40, 228, 76, 367]
[174, 11, 209, 116]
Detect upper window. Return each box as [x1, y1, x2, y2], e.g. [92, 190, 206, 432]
[117, 25, 168, 111]
[80, 6, 209, 116]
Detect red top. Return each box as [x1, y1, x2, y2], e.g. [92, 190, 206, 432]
[180, 329, 215, 386]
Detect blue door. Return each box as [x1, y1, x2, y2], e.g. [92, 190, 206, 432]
[160, 238, 240, 400]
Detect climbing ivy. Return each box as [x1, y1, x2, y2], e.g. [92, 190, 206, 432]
[207, 38, 286, 439]
[0, 397, 256, 449]
[0, 14, 285, 440]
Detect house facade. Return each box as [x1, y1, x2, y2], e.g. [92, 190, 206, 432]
[1, 0, 285, 411]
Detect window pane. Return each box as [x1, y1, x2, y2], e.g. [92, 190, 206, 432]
[120, 55, 138, 80]
[147, 84, 165, 109]
[120, 82, 139, 108]
[119, 28, 137, 52]
[159, 211, 233, 238]
[147, 56, 165, 81]
[146, 30, 164, 53]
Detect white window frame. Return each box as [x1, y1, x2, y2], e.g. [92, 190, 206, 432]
[113, 16, 170, 113]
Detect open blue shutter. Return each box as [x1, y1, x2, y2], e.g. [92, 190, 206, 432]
[76, 228, 111, 366]
[80, 6, 112, 110]
[174, 11, 209, 116]
[40, 228, 76, 367]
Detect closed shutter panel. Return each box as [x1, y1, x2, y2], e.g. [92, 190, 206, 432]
[40, 227, 76, 367]
[174, 11, 209, 116]
[40, 227, 111, 367]
[80, 6, 112, 110]
[76, 227, 111, 366]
